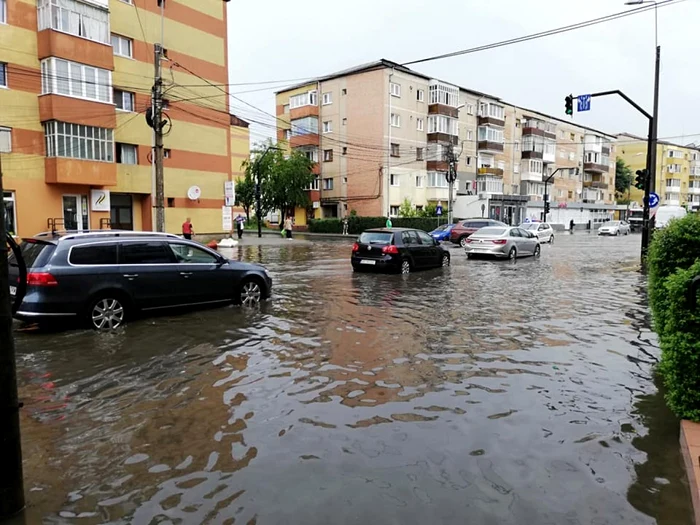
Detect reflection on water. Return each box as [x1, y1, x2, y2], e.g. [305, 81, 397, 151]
[12, 234, 692, 524]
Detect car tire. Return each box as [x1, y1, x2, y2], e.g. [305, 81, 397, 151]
[237, 278, 264, 307]
[508, 247, 517, 260]
[459, 236, 469, 248]
[534, 244, 541, 257]
[441, 253, 450, 267]
[87, 293, 129, 330]
[616, 230, 620, 236]
[400, 259, 411, 274]
[549, 235, 554, 244]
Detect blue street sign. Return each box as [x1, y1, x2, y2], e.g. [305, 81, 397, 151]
[436, 205, 443, 216]
[649, 192, 660, 208]
[577, 95, 591, 112]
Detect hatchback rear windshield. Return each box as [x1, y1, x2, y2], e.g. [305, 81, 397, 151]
[475, 227, 507, 236]
[10, 241, 55, 268]
[359, 232, 393, 245]
[521, 224, 539, 230]
[465, 221, 489, 228]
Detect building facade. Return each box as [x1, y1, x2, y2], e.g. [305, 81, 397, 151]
[617, 133, 700, 210]
[1, 0, 248, 237]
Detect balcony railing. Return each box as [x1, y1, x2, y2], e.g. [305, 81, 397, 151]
[583, 181, 609, 189]
[583, 162, 608, 173]
[477, 114, 505, 127]
[478, 167, 504, 177]
[521, 149, 543, 160]
[478, 140, 504, 153]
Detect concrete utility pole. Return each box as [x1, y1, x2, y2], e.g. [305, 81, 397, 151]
[153, 42, 165, 233]
[445, 143, 458, 224]
[0, 159, 25, 519]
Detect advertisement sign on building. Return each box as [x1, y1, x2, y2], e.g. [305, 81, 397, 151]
[222, 206, 233, 231]
[90, 189, 110, 212]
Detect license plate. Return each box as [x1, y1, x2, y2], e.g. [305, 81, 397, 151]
[9, 286, 16, 296]
[360, 259, 376, 265]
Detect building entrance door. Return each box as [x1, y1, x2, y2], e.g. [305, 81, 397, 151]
[110, 194, 134, 230]
[62, 195, 89, 231]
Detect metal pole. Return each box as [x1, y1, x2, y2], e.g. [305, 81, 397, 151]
[0, 156, 25, 519]
[153, 43, 165, 232]
[255, 161, 262, 238]
[543, 179, 548, 222]
[642, 45, 660, 260]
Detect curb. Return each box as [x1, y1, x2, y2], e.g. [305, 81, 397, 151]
[681, 420, 700, 524]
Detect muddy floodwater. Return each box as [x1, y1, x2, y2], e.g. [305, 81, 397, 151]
[11, 233, 693, 524]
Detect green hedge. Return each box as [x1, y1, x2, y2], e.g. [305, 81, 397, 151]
[648, 213, 700, 421]
[308, 217, 446, 235]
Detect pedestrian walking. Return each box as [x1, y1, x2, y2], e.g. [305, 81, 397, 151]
[284, 216, 293, 240]
[342, 217, 349, 235]
[182, 217, 194, 240]
[569, 219, 575, 233]
[236, 214, 245, 240]
[386, 217, 393, 228]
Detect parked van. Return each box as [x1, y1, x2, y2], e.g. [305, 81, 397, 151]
[655, 205, 687, 229]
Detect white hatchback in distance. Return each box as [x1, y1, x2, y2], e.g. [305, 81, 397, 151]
[520, 222, 554, 243]
[598, 220, 631, 236]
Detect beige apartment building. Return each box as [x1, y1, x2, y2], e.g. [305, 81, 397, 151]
[275, 60, 618, 226]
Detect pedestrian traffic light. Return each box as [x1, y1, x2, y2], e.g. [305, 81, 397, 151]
[635, 169, 647, 190]
[565, 94, 574, 116]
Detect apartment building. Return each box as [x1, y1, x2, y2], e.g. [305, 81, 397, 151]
[617, 133, 700, 210]
[275, 60, 617, 226]
[0, 0, 248, 237]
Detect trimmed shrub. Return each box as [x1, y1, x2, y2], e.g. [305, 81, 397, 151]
[656, 261, 700, 421]
[308, 217, 446, 235]
[648, 213, 700, 336]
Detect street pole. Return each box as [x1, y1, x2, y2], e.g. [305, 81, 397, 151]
[0, 157, 25, 519]
[446, 144, 457, 224]
[153, 43, 165, 233]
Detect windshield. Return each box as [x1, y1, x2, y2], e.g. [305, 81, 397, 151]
[521, 224, 538, 230]
[474, 227, 507, 237]
[359, 232, 393, 245]
[607, 221, 621, 226]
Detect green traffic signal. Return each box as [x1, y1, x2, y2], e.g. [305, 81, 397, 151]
[565, 95, 574, 116]
[635, 169, 647, 190]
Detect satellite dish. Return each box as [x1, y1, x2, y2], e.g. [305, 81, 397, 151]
[187, 186, 201, 201]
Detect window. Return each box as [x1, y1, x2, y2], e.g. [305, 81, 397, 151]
[0, 0, 5, 23]
[116, 143, 137, 164]
[668, 150, 682, 158]
[111, 34, 133, 58]
[466, 130, 473, 141]
[168, 244, 218, 264]
[298, 147, 318, 162]
[390, 205, 400, 217]
[309, 176, 319, 190]
[69, 244, 118, 265]
[3, 192, 16, 235]
[513, 163, 519, 174]
[38, 0, 110, 43]
[342, 147, 347, 155]
[323, 178, 333, 190]
[283, 104, 290, 113]
[465, 156, 471, 166]
[290, 90, 317, 109]
[415, 175, 423, 187]
[284, 129, 292, 140]
[416, 118, 424, 131]
[416, 147, 424, 161]
[427, 171, 448, 188]
[0, 63, 6, 88]
[343, 177, 347, 184]
[113, 89, 135, 111]
[391, 113, 400, 128]
[478, 103, 504, 120]
[322, 120, 332, 133]
[417, 89, 424, 102]
[0, 127, 11, 152]
[163, 148, 171, 159]
[477, 126, 504, 143]
[428, 115, 458, 135]
[322, 92, 332, 105]
[341, 88, 347, 95]
[291, 116, 319, 135]
[390, 143, 400, 157]
[323, 149, 333, 162]
[514, 141, 519, 151]
[559, 150, 566, 158]
[44, 121, 114, 162]
[390, 82, 401, 97]
[568, 152, 576, 161]
[570, 133, 576, 141]
[466, 104, 474, 115]
[120, 242, 173, 264]
[342, 118, 347, 126]
[390, 173, 399, 186]
[429, 82, 459, 107]
[41, 58, 112, 103]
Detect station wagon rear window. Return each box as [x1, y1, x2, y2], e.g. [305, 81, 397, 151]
[70, 244, 118, 265]
[13, 241, 55, 268]
[359, 232, 393, 245]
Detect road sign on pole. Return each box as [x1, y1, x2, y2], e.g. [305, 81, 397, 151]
[648, 192, 660, 218]
[436, 204, 443, 216]
[577, 95, 591, 112]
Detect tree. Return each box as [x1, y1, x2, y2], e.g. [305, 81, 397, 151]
[234, 173, 255, 221]
[615, 158, 633, 197]
[419, 203, 438, 218]
[398, 198, 416, 218]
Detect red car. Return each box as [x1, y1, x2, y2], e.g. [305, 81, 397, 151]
[449, 218, 508, 247]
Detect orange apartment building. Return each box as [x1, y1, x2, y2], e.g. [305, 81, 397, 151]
[1, 0, 249, 238]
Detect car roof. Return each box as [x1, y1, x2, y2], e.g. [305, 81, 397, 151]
[363, 228, 414, 233]
[29, 230, 181, 244]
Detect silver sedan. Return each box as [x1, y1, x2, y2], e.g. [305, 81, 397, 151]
[464, 226, 541, 259]
[597, 220, 631, 236]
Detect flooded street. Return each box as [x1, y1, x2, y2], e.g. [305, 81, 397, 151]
[11, 233, 693, 524]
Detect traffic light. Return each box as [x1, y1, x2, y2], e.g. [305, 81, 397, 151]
[635, 169, 647, 190]
[565, 94, 574, 116]
[544, 201, 550, 216]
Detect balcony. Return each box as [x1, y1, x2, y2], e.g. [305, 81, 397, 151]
[45, 157, 117, 186]
[428, 104, 459, 118]
[478, 115, 505, 127]
[521, 149, 543, 160]
[688, 187, 700, 195]
[426, 187, 449, 201]
[37, 30, 114, 71]
[427, 160, 449, 171]
[427, 133, 458, 145]
[290, 133, 320, 148]
[520, 170, 544, 182]
[602, 145, 611, 155]
[289, 105, 319, 120]
[478, 167, 504, 177]
[478, 140, 504, 153]
[583, 162, 608, 173]
[39, 95, 116, 128]
[583, 181, 609, 190]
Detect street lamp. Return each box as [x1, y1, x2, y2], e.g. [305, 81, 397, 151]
[624, 0, 658, 48]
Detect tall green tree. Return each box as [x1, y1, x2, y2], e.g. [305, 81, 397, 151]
[398, 198, 416, 218]
[234, 172, 255, 221]
[615, 158, 633, 197]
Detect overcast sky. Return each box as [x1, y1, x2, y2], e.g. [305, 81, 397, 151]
[226, 0, 699, 147]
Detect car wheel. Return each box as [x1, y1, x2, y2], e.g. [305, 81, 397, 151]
[238, 278, 263, 307]
[549, 235, 554, 244]
[616, 230, 620, 236]
[534, 244, 541, 257]
[459, 236, 469, 248]
[401, 259, 411, 274]
[88, 295, 127, 330]
[508, 247, 517, 260]
[441, 253, 450, 267]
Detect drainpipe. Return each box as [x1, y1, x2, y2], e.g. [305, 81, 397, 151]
[386, 69, 394, 218]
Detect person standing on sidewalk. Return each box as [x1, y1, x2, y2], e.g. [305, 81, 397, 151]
[386, 217, 393, 228]
[182, 217, 194, 240]
[342, 217, 349, 235]
[235, 215, 245, 240]
[284, 216, 293, 240]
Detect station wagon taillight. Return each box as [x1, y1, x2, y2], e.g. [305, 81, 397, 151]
[352, 243, 359, 252]
[26, 272, 58, 286]
[382, 245, 399, 255]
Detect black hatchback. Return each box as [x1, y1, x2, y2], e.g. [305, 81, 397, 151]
[9, 231, 272, 330]
[351, 228, 450, 274]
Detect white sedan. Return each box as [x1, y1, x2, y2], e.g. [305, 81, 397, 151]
[598, 220, 631, 236]
[520, 222, 555, 243]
